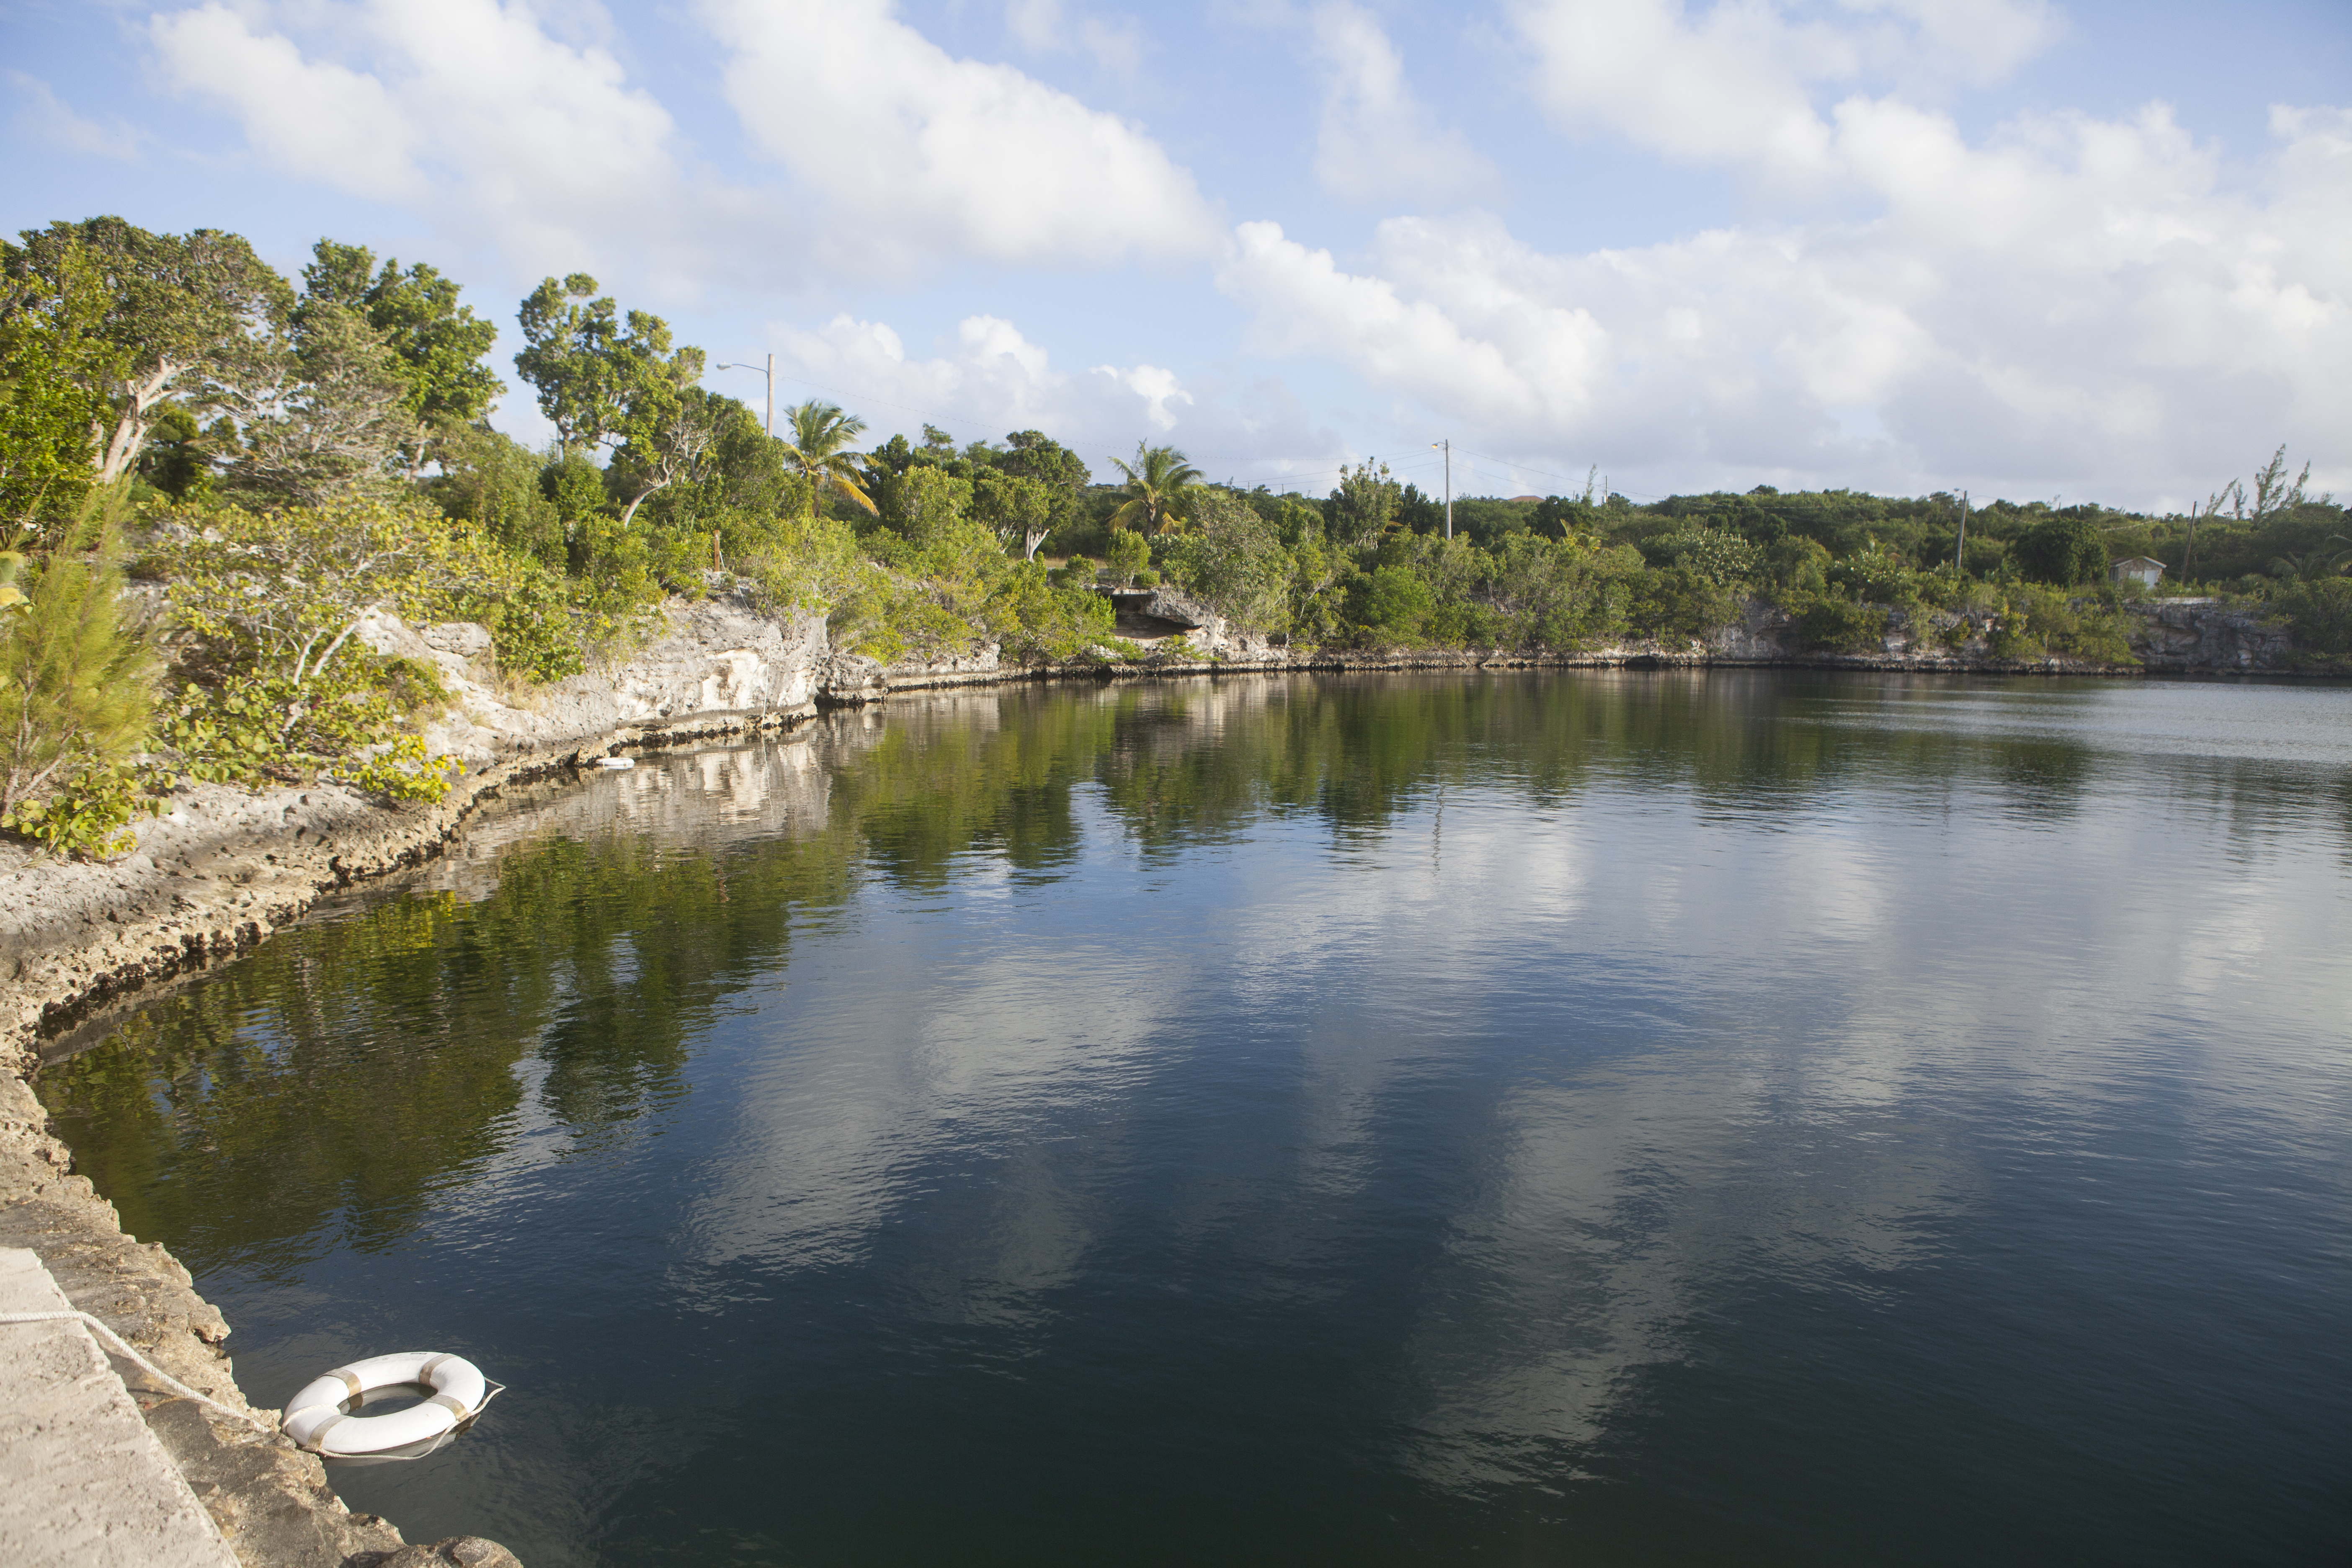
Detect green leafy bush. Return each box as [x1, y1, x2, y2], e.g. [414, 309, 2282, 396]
[2012, 511, 2108, 585]
[142, 496, 501, 795]
[1798, 599, 1890, 652]
[986, 561, 1115, 661]
[1625, 565, 1738, 639]
[1354, 565, 1436, 645]
[1650, 524, 1761, 587]
[2260, 576, 2352, 668]
[1103, 529, 1150, 587]
[0, 760, 162, 860]
[1983, 585, 2137, 664]
[1826, 537, 1918, 603]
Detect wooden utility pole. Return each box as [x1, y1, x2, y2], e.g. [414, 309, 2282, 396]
[1432, 438, 1452, 539]
[1957, 489, 1969, 575]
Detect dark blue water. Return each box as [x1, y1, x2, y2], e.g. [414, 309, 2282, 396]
[40, 672, 2352, 1566]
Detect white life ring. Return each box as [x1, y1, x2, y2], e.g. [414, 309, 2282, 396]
[281, 1351, 489, 1456]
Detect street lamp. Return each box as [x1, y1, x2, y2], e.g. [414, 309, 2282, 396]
[716, 353, 775, 437]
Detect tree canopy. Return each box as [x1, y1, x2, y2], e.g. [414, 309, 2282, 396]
[3, 216, 288, 485]
[299, 240, 503, 428]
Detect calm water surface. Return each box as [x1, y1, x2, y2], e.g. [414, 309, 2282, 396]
[40, 672, 2352, 1566]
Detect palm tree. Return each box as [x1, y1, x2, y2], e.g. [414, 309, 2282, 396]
[781, 400, 877, 516]
[2271, 535, 2352, 581]
[1108, 442, 1202, 535]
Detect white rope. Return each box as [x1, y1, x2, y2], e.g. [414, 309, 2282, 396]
[0, 1310, 274, 1433]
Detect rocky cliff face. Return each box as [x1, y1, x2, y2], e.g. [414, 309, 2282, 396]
[359, 590, 829, 766]
[2125, 598, 2295, 672]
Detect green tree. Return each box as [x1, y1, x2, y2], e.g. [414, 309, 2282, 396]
[1650, 524, 1762, 588]
[2, 217, 290, 484]
[878, 464, 973, 544]
[2012, 511, 2107, 586]
[513, 273, 622, 454]
[1103, 526, 1151, 586]
[541, 452, 611, 531]
[998, 429, 1091, 492]
[427, 423, 564, 567]
[1168, 490, 1289, 630]
[218, 301, 418, 505]
[1326, 460, 1401, 553]
[1108, 442, 1201, 535]
[514, 274, 683, 456]
[298, 240, 503, 428]
[511, 273, 706, 523]
[971, 468, 1056, 559]
[1356, 564, 1436, 643]
[610, 378, 720, 526]
[0, 490, 154, 825]
[0, 258, 105, 568]
[132, 406, 229, 503]
[781, 400, 878, 516]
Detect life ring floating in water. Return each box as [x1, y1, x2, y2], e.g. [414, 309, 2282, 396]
[281, 1352, 490, 1456]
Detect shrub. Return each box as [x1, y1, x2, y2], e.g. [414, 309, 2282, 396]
[0, 494, 155, 842]
[141, 496, 518, 796]
[1, 759, 162, 859]
[1166, 491, 1291, 632]
[2262, 576, 2352, 668]
[1103, 528, 1151, 587]
[1983, 585, 2138, 664]
[1355, 565, 1436, 644]
[987, 561, 1115, 661]
[1625, 565, 1738, 639]
[1799, 599, 1890, 652]
[2013, 512, 2107, 585]
[1651, 524, 1762, 588]
[1763, 536, 1833, 598]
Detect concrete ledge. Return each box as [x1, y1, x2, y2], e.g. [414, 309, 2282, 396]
[0, 1246, 239, 1568]
[0, 1079, 415, 1566]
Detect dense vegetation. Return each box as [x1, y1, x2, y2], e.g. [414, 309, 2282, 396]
[3, 214, 2347, 857]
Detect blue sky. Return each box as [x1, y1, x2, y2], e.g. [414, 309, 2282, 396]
[5, 0, 2347, 509]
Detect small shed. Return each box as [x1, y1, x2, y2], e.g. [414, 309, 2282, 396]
[2109, 556, 2166, 588]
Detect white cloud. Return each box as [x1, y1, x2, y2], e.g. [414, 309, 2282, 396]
[1217, 101, 2352, 503]
[1509, 0, 2064, 180]
[1307, 3, 1498, 203]
[143, 0, 1210, 289]
[704, 0, 1219, 271]
[1004, 0, 1149, 80]
[149, 6, 424, 199]
[1217, 219, 1608, 432]
[8, 72, 146, 160]
[145, 0, 783, 292]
